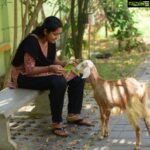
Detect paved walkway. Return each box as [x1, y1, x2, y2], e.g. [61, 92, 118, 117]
[10, 56, 150, 150]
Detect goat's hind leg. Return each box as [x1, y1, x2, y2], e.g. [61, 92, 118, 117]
[144, 118, 150, 135]
[143, 110, 150, 135]
[142, 85, 150, 134]
[143, 103, 150, 135]
[126, 111, 141, 150]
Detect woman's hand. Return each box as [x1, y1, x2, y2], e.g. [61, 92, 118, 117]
[49, 65, 65, 75]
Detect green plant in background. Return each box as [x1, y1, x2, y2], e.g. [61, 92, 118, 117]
[100, 0, 141, 52]
[62, 38, 74, 59]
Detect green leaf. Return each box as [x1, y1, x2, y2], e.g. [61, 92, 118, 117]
[72, 68, 80, 76]
[64, 64, 80, 76]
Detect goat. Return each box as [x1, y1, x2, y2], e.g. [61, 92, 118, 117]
[76, 60, 150, 150]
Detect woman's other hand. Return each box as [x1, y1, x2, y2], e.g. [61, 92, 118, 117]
[49, 65, 65, 74]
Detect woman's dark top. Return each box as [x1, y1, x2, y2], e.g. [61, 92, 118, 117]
[12, 34, 56, 67]
[10, 34, 57, 88]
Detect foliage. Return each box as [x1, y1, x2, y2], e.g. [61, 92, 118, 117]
[70, 0, 90, 59]
[100, 0, 140, 51]
[64, 63, 80, 76]
[61, 38, 74, 59]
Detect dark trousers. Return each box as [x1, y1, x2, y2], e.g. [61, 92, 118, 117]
[17, 74, 85, 122]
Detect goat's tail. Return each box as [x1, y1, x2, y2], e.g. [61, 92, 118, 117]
[126, 84, 150, 134]
[126, 95, 144, 128]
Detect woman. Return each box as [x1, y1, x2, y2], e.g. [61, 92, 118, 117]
[10, 16, 92, 137]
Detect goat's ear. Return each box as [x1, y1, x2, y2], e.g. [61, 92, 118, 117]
[82, 67, 91, 78]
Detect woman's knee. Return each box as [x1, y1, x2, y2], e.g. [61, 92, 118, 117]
[51, 76, 67, 90]
[69, 76, 85, 85]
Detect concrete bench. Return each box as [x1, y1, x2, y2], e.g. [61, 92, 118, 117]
[0, 87, 41, 150]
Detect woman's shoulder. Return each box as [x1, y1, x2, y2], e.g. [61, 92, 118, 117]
[17, 34, 39, 51]
[23, 34, 38, 44]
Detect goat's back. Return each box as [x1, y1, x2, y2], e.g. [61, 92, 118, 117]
[93, 77, 147, 108]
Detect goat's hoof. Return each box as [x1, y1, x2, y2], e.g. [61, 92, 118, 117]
[98, 135, 104, 140]
[104, 133, 109, 137]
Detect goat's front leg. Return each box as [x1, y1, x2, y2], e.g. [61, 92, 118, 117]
[99, 108, 106, 140]
[104, 109, 111, 137]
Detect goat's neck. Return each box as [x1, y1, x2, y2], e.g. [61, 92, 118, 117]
[89, 67, 102, 89]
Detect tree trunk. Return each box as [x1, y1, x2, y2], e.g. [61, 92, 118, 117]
[70, 0, 77, 57]
[105, 20, 108, 38]
[118, 40, 122, 51]
[70, 0, 89, 59]
[21, 0, 29, 39]
[24, 0, 45, 37]
[41, 5, 46, 19]
[60, 14, 71, 59]
[13, 0, 18, 52]
[76, 0, 88, 58]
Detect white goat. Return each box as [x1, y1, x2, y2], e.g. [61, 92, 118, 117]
[76, 60, 150, 150]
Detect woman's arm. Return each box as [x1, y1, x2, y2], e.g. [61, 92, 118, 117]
[24, 53, 64, 75]
[54, 57, 67, 67]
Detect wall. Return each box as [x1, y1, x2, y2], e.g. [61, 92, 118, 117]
[0, 0, 22, 76]
[0, 0, 11, 76]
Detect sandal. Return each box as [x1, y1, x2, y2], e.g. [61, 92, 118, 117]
[52, 123, 69, 137]
[67, 114, 93, 126]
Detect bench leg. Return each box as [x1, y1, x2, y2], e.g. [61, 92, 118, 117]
[31, 91, 51, 116]
[0, 115, 17, 150]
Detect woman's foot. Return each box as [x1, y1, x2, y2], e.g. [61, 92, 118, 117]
[67, 114, 93, 126]
[52, 123, 69, 137]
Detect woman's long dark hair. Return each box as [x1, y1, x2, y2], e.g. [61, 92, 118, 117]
[32, 16, 63, 37]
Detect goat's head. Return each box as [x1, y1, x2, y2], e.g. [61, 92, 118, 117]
[76, 60, 95, 79]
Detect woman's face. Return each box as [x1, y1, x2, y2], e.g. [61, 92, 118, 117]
[46, 27, 62, 43]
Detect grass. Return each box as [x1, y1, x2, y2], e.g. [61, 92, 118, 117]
[90, 50, 150, 80]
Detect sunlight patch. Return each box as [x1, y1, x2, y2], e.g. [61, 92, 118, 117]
[83, 104, 92, 109]
[18, 105, 35, 112]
